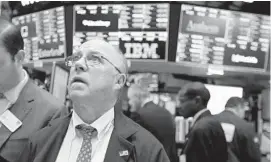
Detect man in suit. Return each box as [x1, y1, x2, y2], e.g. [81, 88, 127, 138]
[214, 97, 261, 162]
[177, 82, 228, 162]
[0, 18, 63, 162]
[19, 38, 170, 162]
[127, 84, 178, 162]
[260, 87, 270, 162]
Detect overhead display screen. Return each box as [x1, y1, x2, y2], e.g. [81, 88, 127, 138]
[176, 4, 270, 71]
[73, 4, 169, 60]
[205, 84, 243, 115]
[12, 6, 66, 63]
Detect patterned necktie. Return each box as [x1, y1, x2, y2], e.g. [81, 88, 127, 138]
[76, 124, 97, 162]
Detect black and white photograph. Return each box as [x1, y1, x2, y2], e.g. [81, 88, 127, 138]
[0, 1, 270, 162]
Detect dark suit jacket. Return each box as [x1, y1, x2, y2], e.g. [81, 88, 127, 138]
[0, 80, 63, 162]
[183, 110, 228, 162]
[215, 110, 261, 162]
[130, 101, 177, 162]
[18, 108, 170, 162]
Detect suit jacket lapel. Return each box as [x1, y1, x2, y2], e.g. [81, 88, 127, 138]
[0, 80, 34, 148]
[35, 113, 71, 162]
[192, 109, 212, 126]
[104, 109, 138, 162]
[181, 109, 212, 154]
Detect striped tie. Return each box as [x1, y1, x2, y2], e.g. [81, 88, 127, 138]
[76, 124, 97, 162]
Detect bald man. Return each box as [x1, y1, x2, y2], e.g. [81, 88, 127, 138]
[0, 18, 63, 162]
[19, 39, 170, 162]
[177, 82, 228, 162]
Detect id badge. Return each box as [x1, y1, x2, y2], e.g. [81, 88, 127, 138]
[0, 110, 22, 132]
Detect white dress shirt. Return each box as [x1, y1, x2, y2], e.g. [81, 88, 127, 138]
[0, 69, 28, 114]
[56, 108, 115, 162]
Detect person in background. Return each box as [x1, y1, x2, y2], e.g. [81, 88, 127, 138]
[260, 86, 270, 162]
[19, 38, 170, 162]
[127, 84, 178, 162]
[0, 18, 63, 162]
[214, 97, 261, 162]
[176, 82, 228, 162]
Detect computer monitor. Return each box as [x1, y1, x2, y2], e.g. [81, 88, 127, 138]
[205, 84, 243, 114]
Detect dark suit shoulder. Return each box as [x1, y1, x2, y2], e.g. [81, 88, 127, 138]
[194, 116, 221, 130]
[128, 118, 170, 162]
[123, 115, 166, 152]
[192, 116, 226, 141]
[142, 102, 171, 115]
[215, 111, 255, 135]
[139, 102, 174, 126]
[30, 82, 63, 109]
[28, 115, 70, 147]
[26, 81, 65, 122]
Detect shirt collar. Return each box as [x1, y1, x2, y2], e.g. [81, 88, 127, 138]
[72, 107, 114, 140]
[192, 108, 209, 126]
[4, 69, 29, 104]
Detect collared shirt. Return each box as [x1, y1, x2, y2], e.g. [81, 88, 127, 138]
[0, 69, 28, 114]
[56, 108, 115, 162]
[191, 108, 209, 126]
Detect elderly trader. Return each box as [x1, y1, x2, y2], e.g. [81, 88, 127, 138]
[19, 38, 170, 162]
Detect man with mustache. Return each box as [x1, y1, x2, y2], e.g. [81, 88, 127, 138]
[19, 38, 170, 162]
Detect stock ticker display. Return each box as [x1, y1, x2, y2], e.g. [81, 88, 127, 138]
[176, 4, 270, 70]
[12, 6, 66, 62]
[73, 4, 169, 60]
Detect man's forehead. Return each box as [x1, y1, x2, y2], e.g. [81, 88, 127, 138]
[77, 39, 126, 73]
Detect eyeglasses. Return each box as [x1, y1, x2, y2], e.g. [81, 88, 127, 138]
[65, 53, 122, 74]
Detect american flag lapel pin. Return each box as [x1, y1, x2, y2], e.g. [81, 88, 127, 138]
[119, 150, 129, 157]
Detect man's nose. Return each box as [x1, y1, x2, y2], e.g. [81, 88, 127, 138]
[74, 57, 88, 72]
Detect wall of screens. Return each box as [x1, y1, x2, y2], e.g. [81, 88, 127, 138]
[73, 4, 169, 60]
[176, 4, 270, 71]
[12, 6, 66, 63]
[10, 3, 270, 75]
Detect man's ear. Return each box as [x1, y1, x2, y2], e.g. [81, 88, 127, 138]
[194, 96, 202, 105]
[115, 74, 127, 89]
[14, 50, 25, 63]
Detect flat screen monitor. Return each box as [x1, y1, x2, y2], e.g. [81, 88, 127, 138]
[176, 4, 270, 72]
[205, 84, 243, 114]
[51, 65, 69, 104]
[73, 4, 169, 61]
[12, 6, 66, 63]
